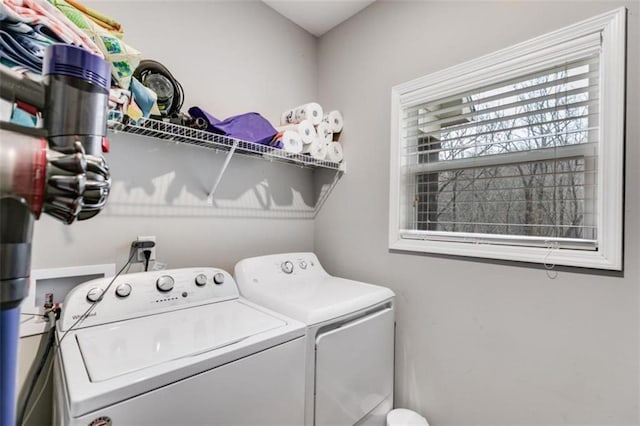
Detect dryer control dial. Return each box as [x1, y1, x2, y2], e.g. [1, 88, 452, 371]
[281, 261, 294, 274]
[213, 273, 225, 285]
[156, 275, 175, 292]
[299, 260, 307, 269]
[115, 283, 132, 298]
[86, 287, 104, 303]
[195, 274, 207, 286]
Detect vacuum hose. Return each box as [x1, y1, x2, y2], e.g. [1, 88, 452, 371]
[0, 307, 20, 425]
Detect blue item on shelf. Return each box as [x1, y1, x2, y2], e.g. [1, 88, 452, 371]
[189, 107, 277, 145]
[188, 106, 222, 129]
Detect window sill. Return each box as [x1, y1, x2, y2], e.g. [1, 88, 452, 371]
[389, 237, 622, 270]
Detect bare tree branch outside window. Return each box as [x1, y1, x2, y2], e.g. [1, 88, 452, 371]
[412, 59, 597, 241]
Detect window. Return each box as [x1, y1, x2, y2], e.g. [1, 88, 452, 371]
[389, 8, 626, 270]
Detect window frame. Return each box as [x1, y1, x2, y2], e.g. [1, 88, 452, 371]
[389, 8, 626, 270]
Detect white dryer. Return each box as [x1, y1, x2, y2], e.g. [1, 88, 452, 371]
[53, 267, 306, 426]
[234, 253, 395, 426]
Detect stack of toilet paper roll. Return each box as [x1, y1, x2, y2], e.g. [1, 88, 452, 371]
[271, 130, 303, 154]
[323, 110, 344, 136]
[281, 102, 324, 126]
[280, 102, 344, 163]
[276, 120, 316, 145]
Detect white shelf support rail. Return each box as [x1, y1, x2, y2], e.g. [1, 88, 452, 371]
[207, 140, 238, 203]
[313, 163, 346, 217]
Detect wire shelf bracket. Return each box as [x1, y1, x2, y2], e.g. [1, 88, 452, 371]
[313, 165, 345, 217]
[207, 140, 237, 203]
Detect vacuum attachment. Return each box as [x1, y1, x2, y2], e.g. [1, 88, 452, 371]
[133, 59, 184, 118]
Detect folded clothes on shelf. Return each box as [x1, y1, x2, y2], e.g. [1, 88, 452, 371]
[51, 0, 140, 89]
[1, 0, 141, 91]
[0, 28, 44, 73]
[0, 2, 78, 72]
[1, 0, 102, 65]
[59, 0, 123, 36]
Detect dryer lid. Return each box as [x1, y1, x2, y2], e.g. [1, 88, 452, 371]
[75, 300, 286, 382]
[238, 276, 393, 325]
[234, 253, 395, 325]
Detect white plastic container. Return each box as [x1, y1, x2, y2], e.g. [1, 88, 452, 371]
[387, 408, 429, 426]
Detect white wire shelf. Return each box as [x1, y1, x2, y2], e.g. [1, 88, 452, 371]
[108, 116, 345, 172]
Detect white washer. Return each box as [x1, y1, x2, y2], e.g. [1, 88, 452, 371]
[234, 253, 395, 426]
[53, 267, 306, 426]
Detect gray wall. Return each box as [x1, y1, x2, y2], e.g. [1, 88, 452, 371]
[32, 0, 319, 274]
[315, 1, 639, 425]
[16, 1, 640, 425]
[19, 2, 318, 424]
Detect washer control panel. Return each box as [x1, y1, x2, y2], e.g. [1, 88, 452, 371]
[62, 268, 239, 331]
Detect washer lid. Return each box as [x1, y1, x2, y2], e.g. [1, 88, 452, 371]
[75, 300, 286, 382]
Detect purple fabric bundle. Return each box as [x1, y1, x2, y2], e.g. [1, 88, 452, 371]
[189, 107, 278, 146]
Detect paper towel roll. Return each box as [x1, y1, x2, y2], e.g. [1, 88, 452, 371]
[280, 109, 295, 125]
[302, 137, 315, 153]
[303, 138, 327, 160]
[276, 130, 303, 154]
[315, 122, 333, 145]
[322, 110, 343, 133]
[281, 102, 324, 126]
[276, 119, 316, 145]
[325, 142, 344, 163]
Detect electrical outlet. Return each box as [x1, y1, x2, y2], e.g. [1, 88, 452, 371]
[134, 236, 156, 263]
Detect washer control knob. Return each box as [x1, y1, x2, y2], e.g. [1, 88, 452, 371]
[115, 283, 132, 298]
[86, 287, 103, 303]
[299, 260, 307, 270]
[213, 273, 225, 285]
[156, 275, 175, 292]
[195, 274, 207, 286]
[281, 261, 294, 274]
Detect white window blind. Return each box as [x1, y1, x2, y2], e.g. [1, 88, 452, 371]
[402, 55, 600, 249]
[389, 8, 626, 269]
